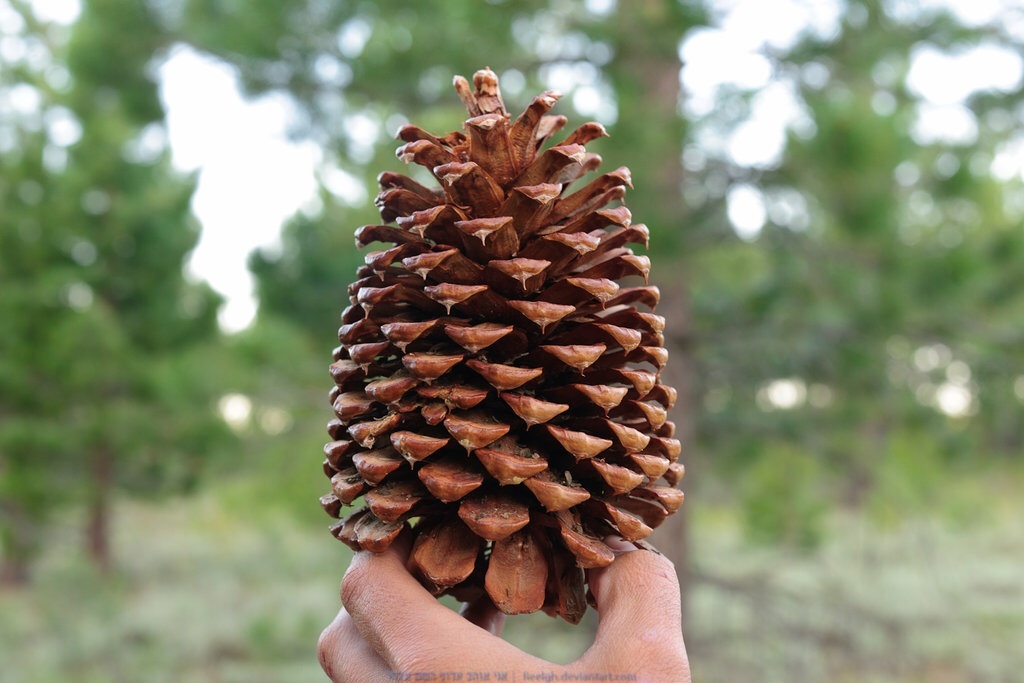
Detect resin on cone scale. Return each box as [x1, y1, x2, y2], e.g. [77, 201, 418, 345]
[322, 68, 683, 623]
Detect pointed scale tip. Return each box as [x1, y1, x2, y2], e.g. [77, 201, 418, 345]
[459, 492, 530, 541]
[418, 456, 486, 502]
[523, 470, 591, 511]
[472, 67, 506, 116]
[453, 74, 478, 116]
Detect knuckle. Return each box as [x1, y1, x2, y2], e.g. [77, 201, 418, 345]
[317, 621, 341, 677]
[626, 549, 680, 589]
[339, 559, 370, 608]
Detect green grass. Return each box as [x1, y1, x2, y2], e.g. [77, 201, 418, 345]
[0, 495, 344, 683]
[688, 464, 1024, 683]
[2, 467, 1022, 682]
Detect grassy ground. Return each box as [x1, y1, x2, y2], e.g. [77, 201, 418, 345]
[0, 495, 341, 683]
[689, 508, 1024, 682]
[2, 467, 1021, 682]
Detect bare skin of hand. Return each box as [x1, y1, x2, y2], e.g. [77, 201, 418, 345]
[318, 531, 690, 683]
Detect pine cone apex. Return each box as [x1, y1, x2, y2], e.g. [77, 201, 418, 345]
[323, 68, 684, 623]
[453, 67, 505, 117]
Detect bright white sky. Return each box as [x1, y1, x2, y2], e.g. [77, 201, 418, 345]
[23, 0, 1024, 332]
[159, 47, 322, 331]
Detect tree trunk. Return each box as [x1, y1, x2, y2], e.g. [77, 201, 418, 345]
[0, 558, 30, 587]
[655, 276, 694, 624]
[0, 500, 35, 588]
[86, 447, 114, 574]
[607, 0, 696, 623]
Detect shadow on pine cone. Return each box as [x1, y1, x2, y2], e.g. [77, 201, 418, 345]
[321, 68, 683, 623]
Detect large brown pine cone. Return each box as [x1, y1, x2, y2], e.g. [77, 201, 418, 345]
[321, 68, 683, 623]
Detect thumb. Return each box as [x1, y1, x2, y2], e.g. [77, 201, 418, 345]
[579, 537, 685, 671]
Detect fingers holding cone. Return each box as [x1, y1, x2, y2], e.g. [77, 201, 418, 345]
[577, 536, 690, 681]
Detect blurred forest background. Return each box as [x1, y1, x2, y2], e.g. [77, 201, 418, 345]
[2, 0, 1024, 681]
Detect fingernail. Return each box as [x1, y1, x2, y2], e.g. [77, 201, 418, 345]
[602, 535, 637, 556]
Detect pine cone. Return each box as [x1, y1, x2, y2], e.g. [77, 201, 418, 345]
[321, 68, 683, 623]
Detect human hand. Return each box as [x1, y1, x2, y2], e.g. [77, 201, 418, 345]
[318, 530, 690, 683]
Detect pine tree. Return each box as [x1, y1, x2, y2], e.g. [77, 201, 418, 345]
[0, 0, 226, 580]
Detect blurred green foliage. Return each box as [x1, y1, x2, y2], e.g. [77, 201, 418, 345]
[1, 0, 228, 580]
[2, 0, 1024, 680]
